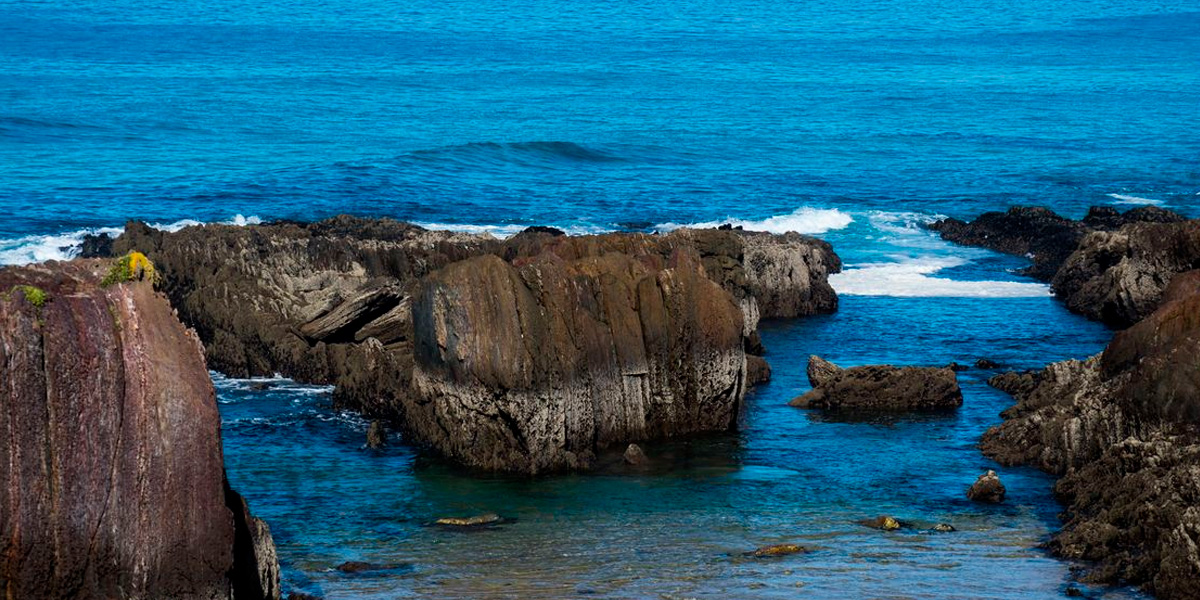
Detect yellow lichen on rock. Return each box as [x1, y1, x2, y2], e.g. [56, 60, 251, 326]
[102, 251, 160, 286]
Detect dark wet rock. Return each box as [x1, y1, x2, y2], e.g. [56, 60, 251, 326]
[623, 443, 648, 465]
[981, 276, 1200, 597]
[1052, 221, 1200, 328]
[928, 206, 1088, 280]
[987, 370, 1043, 398]
[966, 470, 1006, 503]
[286, 594, 322, 600]
[975, 358, 999, 369]
[747, 354, 772, 386]
[932, 523, 956, 533]
[249, 381, 276, 391]
[79, 231, 114, 257]
[0, 259, 279, 600]
[435, 513, 503, 527]
[1065, 586, 1085, 598]
[101, 217, 840, 473]
[946, 362, 969, 372]
[789, 356, 962, 411]
[860, 516, 902, 531]
[747, 544, 806, 558]
[335, 561, 403, 574]
[366, 420, 387, 449]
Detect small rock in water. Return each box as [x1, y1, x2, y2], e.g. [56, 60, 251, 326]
[435, 512, 503, 527]
[946, 362, 969, 372]
[1065, 586, 1086, 597]
[366, 420, 387, 449]
[932, 523, 956, 532]
[748, 543, 805, 558]
[967, 470, 1007, 503]
[248, 381, 274, 391]
[623, 443, 648, 465]
[287, 593, 322, 600]
[861, 516, 902, 531]
[336, 561, 394, 574]
[975, 358, 1000, 369]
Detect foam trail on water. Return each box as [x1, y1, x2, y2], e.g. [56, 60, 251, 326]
[0, 215, 263, 266]
[655, 207, 853, 235]
[831, 256, 1051, 298]
[1107, 193, 1164, 206]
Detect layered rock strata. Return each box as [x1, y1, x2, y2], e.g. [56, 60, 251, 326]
[0, 259, 279, 600]
[89, 218, 841, 472]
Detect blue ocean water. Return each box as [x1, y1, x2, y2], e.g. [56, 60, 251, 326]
[3, 0, 1197, 597]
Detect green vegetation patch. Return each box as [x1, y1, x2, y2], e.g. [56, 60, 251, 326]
[12, 285, 50, 308]
[102, 251, 160, 286]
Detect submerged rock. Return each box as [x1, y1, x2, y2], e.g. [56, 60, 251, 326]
[366, 419, 388, 448]
[748, 544, 806, 558]
[932, 523, 957, 533]
[435, 513, 504, 527]
[861, 516, 902, 531]
[623, 443, 648, 465]
[0, 259, 279, 600]
[789, 355, 962, 411]
[966, 470, 1006, 503]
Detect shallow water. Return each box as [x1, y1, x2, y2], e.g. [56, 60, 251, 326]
[218, 294, 1132, 599]
[4, 0, 1196, 596]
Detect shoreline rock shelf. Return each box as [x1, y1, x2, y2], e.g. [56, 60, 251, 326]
[789, 355, 963, 411]
[87, 217, 842, 473]
[0, 260, 280, 600]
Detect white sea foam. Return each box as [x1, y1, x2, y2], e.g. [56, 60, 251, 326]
[830, 256, 1051, 298]
[412, 221, 611, 238]
[1107, 193, 1165, 206]
[0, 215, 264, 266]
[655, 207, 854, 235]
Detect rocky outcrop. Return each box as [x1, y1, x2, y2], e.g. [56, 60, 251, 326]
[789, 355, 962, 411]
[407, 245, 746, 473]
[1052, 221, 1200, 328]
[0, 259, 279, 600]
[929, 206, 1192, 328]
[89, 217, 840, 473]
[966, 470, 1006, 503]
[981, 269, 1200, 598]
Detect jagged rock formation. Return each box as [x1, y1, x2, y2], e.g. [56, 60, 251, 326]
[929, 205, 1190, 327]
[789, 355, 962, 411]
[88, 217, 840, 473]
[981, 269, 1200, 598]
[966, 470, 1006, 503]
[0, 260, 279, 600]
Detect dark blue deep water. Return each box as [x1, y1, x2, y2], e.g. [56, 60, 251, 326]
[3, 0, 1197, 597]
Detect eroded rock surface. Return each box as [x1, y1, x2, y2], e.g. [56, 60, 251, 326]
[789, 355, 962, 411]
[0, 260, 279, 600]
[91, 217, 841, 473]
[929, 206, 1192, 328]
[981, 269, 1200, 597]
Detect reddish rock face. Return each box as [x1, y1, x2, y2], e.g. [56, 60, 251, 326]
[0, 260, 278, 600]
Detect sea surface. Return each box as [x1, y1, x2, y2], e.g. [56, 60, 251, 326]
[3, 0, 1198, 597]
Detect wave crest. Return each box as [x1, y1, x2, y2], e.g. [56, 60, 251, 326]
[655, 207, 853, 235]
[830, 256, 1051, 298]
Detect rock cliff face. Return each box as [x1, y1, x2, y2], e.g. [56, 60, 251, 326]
[981, 269, 1200, 599]
[929, 206, 1190, 327]
[89, 218, 840, 473]
[0, 260, 279, 599]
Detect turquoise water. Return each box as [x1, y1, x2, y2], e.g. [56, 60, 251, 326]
[3, 0, 1196, 596]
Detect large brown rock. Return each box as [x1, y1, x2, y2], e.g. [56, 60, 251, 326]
[0, 260, 279, 600]
[789, 355, 962, 411]
[982, 269, 1200, 597]
[408, 245, 746, 473]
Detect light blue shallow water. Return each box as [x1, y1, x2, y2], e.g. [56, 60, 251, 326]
[3, 0, 1197, 596]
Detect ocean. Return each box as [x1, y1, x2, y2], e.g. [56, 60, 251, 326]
[3, 0, 1196, 596]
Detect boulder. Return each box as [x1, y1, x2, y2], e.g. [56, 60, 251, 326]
[623, 443, 648, 466]
[748, 544, 805, 558]
[366, 420, 387, 449]
[746, 354, 772, 386]
[789, 356, 962, 411]
[0, 259, 279, 600]
[966, 470, 1006, 503]
[860, 516, 902, 531]
[435, 513, 503, 527]
[409, 246, 746, 473]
